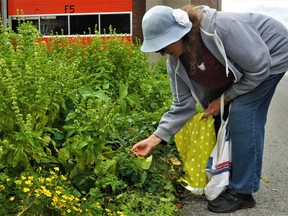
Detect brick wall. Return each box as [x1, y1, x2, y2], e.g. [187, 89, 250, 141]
[132, 0, 146, 43]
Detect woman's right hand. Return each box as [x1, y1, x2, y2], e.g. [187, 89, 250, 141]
[132, 134, 162, 157]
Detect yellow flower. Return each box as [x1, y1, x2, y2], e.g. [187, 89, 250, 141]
[49, 171, 56, 176]
[0, 185, 5, 190]
[61, 175, 67, 181]
[25, 180, 33, 186]
[28, 176, 34, 180]
[9, 196, 15, 201]
[61, 194, 69, 201]
[95, 202, 101, 209]
[56, 186, 64, 190]
[117, 211, 126, 216]
[38, 177, 45, 183]
[55, 190, 62, 195]
[43, 188, 52, 197]
[46, 177, 52, 182]
[54, 167, 60, 172]
[52, 196, 59, 206]
[72, 206, 79, 211]
[23, 187, 30, 193]
[34, 188, 42, 197]
[15, 180, 22, 185]
[21, 176, 27, 180]
[67, 209, 71, 213]
[6, 178, 11, 182]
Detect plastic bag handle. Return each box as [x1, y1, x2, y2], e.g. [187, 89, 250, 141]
[220, 93, 231, 122]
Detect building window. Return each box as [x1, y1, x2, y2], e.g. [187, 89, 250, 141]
[40, 16, 68, 35]
[100, 14, 131, 34]
[10, 13, 131, 37]
[70, 15, 99, 35]
[11, 16, 39, 33]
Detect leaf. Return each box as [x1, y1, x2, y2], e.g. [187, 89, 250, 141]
[89, 187, 102, 198]
[71, 141, 88, 150]
[119, 98, 127, 114]
[141, 155, 153, 170]
[95, 90, 109, 102]
[119, 83, 128, 98]
[126, 93, 141, 107]
[53, 130, 65, 141]
[79, 87, 94, 97]
[12, 147, 23, 167]
[58, 147, 70, 161]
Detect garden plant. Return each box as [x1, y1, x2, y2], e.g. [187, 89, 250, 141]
[0, 20, 191, 215]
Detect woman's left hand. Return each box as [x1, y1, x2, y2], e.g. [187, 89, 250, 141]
[203, 97, 221, 118]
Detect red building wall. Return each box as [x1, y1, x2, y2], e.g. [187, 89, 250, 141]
[8, 0, 132, 15]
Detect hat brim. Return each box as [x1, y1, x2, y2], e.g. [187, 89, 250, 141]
[141, 22, 192, 53]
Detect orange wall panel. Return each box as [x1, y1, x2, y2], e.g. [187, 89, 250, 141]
[8, 0, 132, 16]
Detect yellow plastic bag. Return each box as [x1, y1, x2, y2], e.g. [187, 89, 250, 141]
[174, 113, 216, 195]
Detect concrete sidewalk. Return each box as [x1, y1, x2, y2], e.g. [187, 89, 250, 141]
[178, 74, 288, 216]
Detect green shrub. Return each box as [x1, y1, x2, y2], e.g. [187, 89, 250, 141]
[0, 21, 183, 215]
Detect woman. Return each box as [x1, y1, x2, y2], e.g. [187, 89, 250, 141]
[132, 4, 288, 213]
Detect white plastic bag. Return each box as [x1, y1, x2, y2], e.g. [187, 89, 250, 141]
[204, 94, 232, 201]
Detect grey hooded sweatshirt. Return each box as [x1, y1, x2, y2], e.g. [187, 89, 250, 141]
[154, 5, 288, 143]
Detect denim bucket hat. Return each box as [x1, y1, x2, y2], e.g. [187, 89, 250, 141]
[141, 5, 193, 53]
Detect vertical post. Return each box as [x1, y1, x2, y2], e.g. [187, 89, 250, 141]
[1, 0, 7, 28]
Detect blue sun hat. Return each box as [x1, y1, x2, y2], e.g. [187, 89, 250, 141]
[141, 5, 193, 53]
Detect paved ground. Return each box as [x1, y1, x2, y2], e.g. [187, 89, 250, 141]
[178, 74, 288, 216]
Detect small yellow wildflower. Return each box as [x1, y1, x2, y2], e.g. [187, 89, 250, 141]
[55, 190, 62, 195]
[6, 178, 11, 182]
[0, 185, 5, 191]
[45, 177, 52, 182]
[56, 186, 64, 190]
[54, 167, 60, 172]
[25, 179, 33, 186]
[15, 180, 22, 185]
[34, 188, 42, 197]
[52, 196, 59, 206]
[61, 175, 67, 181]
[9, 196, 15, 201]
[21, 176, 27, 180]
[50, 171, 56, 176]
[72, 206, 80, 212]
[38, 177, 45, 183]
[43, 188, 52, 197]
[82, 197, 87, 201]
[28, 176, 34, 180]
[23, 187, 30, 193]
[62, 194, 68, 200]
[95, 202, 101, 209]
[67, 195, 74, 201]
[117, 211, 126, 216]
[67, 209, 72, 213]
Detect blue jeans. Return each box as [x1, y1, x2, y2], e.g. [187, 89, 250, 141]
[228, 73, 285, 194]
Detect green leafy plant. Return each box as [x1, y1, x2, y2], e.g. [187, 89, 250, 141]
[0, 20, 183, 215]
